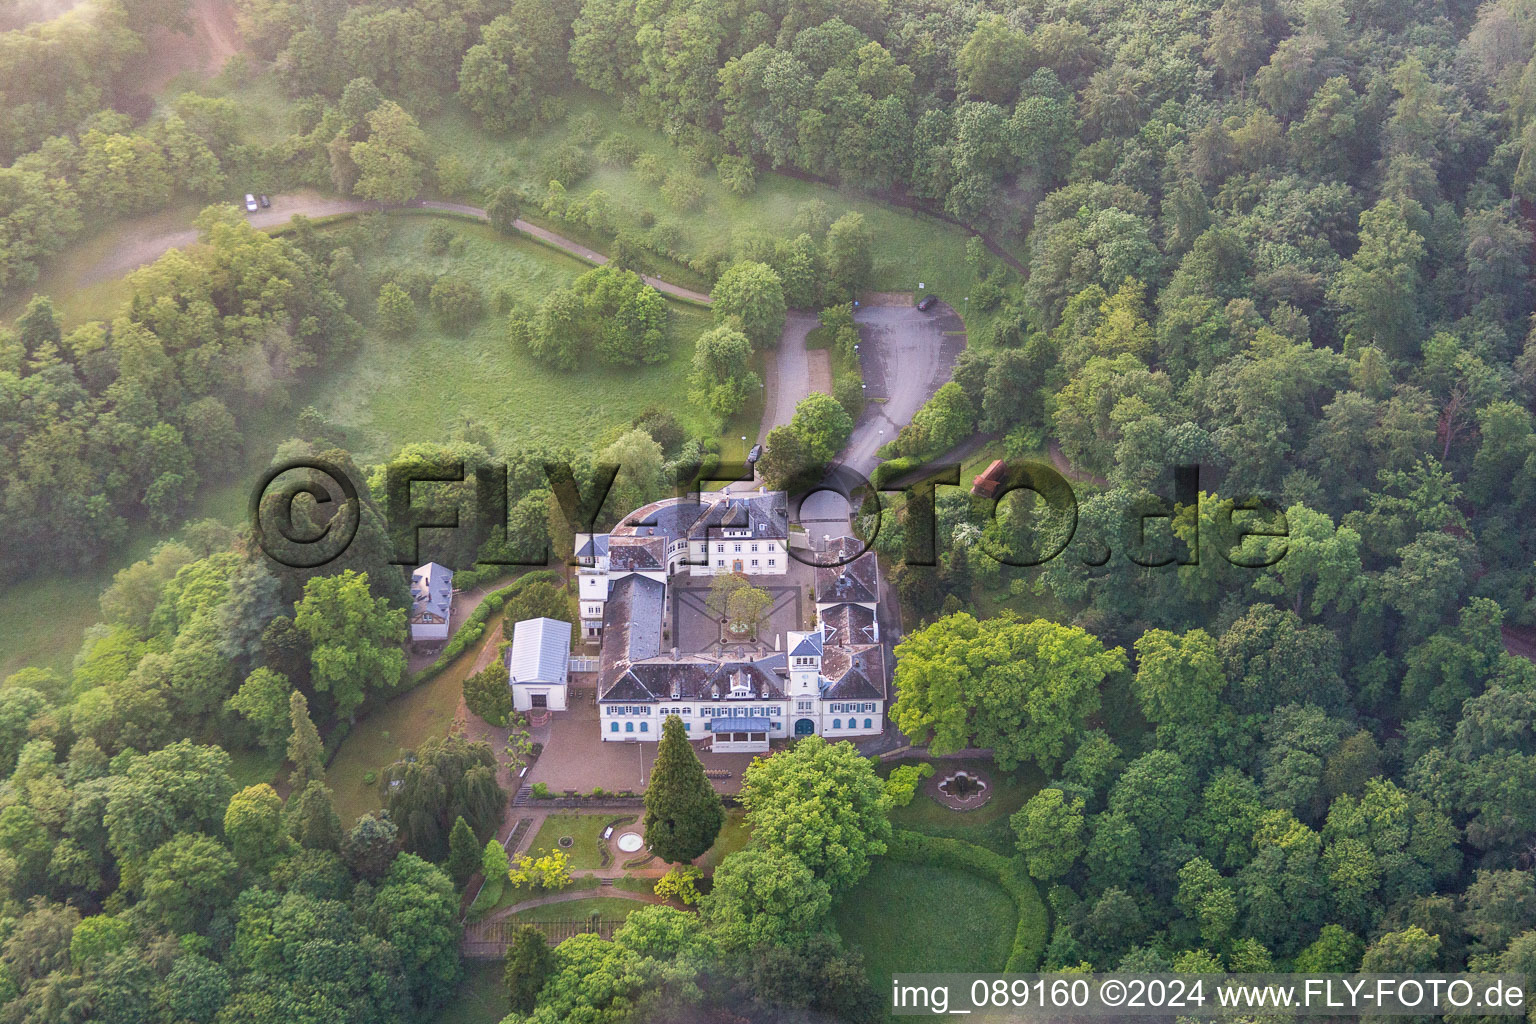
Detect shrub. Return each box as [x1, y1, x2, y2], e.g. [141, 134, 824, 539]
[375, 282, 417, 335]
[834, 373, 866, 419]
[634, 153, 667, 186]
[597, 133, 640, 167]
[435, 154, 470, 196]
[531, 782, 551, 799]
[425, 222, 457, 256]
[717, 154, 756, 196]
[568, 111, 599, 144]
[542, 143, 591, 185]
[654, 864, 703, 905]
[661, 171, 705, 212]
[429, 277, 484, 334]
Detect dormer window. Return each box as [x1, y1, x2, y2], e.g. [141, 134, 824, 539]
[671, 683, 680, 699]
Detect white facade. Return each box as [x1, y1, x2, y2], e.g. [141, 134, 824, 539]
[508, 617, 571, 713]
[689, 533, 788, 576]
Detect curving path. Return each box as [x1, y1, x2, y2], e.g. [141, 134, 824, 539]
[77, 193, 713, 304]
[477, 886, 668, 927]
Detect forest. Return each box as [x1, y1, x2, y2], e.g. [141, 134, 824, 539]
[2, 0, 1536, 1022]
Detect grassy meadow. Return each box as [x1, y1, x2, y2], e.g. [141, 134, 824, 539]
[834, 859, 1017, 1000]
[422, 90, 1008, 339]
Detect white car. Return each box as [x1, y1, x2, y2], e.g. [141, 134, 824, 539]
[244, 194, 259, 213]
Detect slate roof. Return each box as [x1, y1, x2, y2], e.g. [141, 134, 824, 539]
[615, 492, 787, 546]
[814, 540, 878, 606]
[819, 645, 887, 701]
[789, 630, 824, 657]
[508, 617, 572, 685]
[602, 651, 790, 703]
[596, 574, 665, 693]
[820, 603, 878, 646]
[609, 537, 666, 571]
[574, 534, 609, 561]
[409, 562, 453, 624]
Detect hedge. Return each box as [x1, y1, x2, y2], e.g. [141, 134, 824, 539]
[872, 456, 923, 490]
[409, 569, 566, 687]
[885, 829, 1048, 972]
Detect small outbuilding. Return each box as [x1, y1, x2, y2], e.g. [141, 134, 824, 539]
[971, 459, 1007, 499]
[508, 616, 572, 712]
[409, 562, 454, 641]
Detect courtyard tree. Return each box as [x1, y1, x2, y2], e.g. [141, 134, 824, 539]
[643, 715, 725, 863]
[739, 735, 891, 892]
[704, 572, 772, 636]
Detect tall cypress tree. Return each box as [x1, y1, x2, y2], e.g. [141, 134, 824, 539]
[504, 925, 554, 1015]
[643, 715, 724, 863]
[447, 816, 480, 885]
[287, 691, 325, 793]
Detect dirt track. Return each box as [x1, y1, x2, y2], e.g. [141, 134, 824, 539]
[77, 195, 715, 305]
[137, 0, 242, 97]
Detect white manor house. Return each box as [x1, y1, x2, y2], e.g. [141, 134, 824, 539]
[570, 489, 887, 753]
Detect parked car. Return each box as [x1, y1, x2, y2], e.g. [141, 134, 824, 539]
[258, 194, 271, 209]
[747, 443, 763, 464]
[916, 295, 936, 311]
[243, 194, 258, 213]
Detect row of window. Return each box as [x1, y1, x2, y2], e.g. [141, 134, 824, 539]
[605, 718, 871, 735]
[713, 542, 777, 553]
[607, 720, 787, 734]
[607, 705, 785, 718]
[716, 558, 775, 567]
[828, 702, 879, 713]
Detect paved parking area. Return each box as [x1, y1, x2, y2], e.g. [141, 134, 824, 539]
[527, 689, 759, 795]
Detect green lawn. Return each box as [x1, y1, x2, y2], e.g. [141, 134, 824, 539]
[423, 90, 1009, 342]
[697, 809, 751, 871]
[431, 961, 507, 1024]
[311, 214, 720, 461]
[883, 757, 1041, 855]
[327, 607, 507, 829]
[525, 813, 628, 872]
[834, 859, 1017, 998]
[506, 895, 646, 925]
